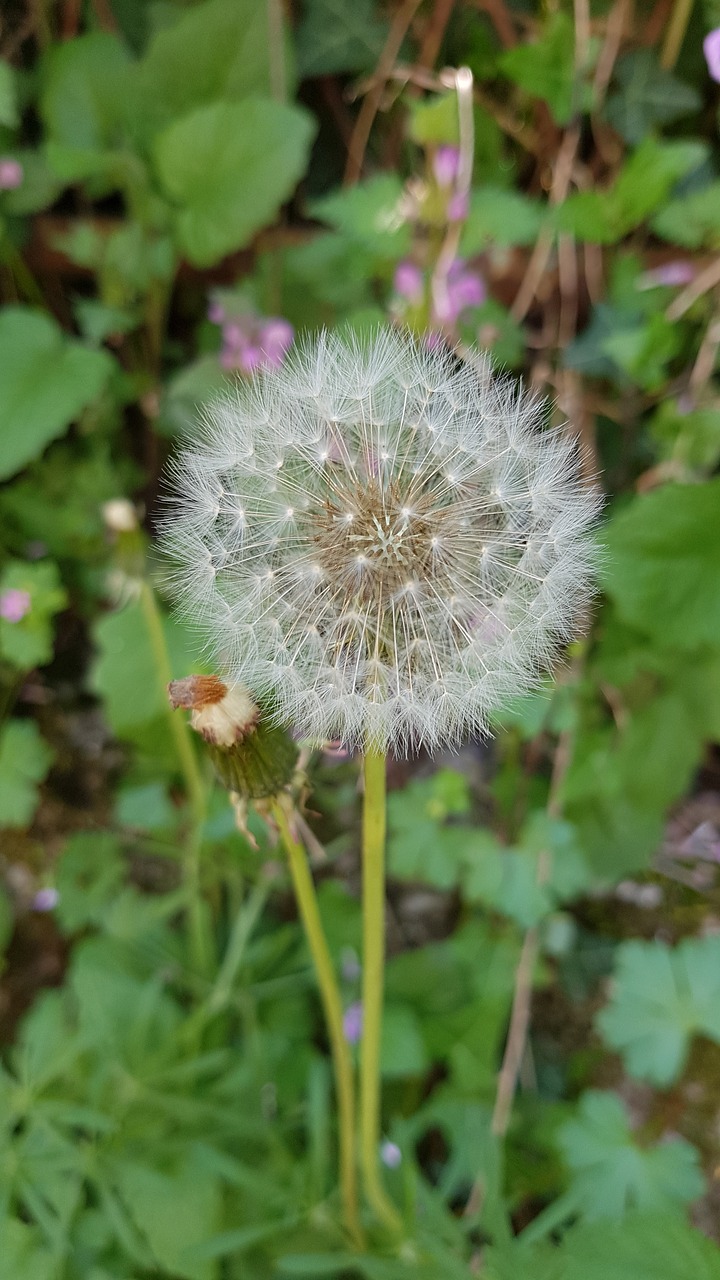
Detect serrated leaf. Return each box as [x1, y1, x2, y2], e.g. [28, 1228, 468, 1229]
[600, 479, 720, 651]
[500, 13, 581, 125]
[604, 49, 701, 144]
[153, 98, 315, 266]
[597, 936, 720, 1084]
[559, 1090, 704, 1218]
[0, 559, 67, 670]
[55, 833, 126, 933]
[0, 308, 112, 481]
[0, 720, 53, 829]
[135, 0, 281, 138]
[462, 187, 545, 251]
[652, 181, 720, 249]
[295, 0, 390, 78]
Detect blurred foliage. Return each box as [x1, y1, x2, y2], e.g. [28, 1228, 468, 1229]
[1, 0, 720, 1274]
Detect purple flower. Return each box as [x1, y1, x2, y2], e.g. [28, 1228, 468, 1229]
[208, 299, 226, 324]
[394, 260, 424, 302]
[447, 192, 469, 223]
[433, 145, 460, 187]
[432, 260, 486, 326]
[33, 887, 59, 912]
[219, 314, 293, 375]
[0, 158, 23, 191]
[380, 1140, 402, 1169]
[638, 261, 695, 289]
[343, 1001, 363, 1044]
[704, 28, 720, 82]
[259, 318, 294, 368]
[0, 588, 31, 622]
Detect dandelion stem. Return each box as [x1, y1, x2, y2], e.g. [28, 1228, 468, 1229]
[139, 580, 210, 974]
[359, 748, 403, 1235]
[271, 797, 364, 1249]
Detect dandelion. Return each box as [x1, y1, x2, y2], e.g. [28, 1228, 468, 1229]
[163, 327, 599, 756]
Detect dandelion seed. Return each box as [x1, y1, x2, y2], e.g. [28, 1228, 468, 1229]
[162, 328, 600, 754]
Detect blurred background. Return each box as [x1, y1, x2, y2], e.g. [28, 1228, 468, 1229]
[2, 0, 720, 1275]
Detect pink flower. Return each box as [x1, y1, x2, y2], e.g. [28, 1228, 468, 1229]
[638, 261, 695, 289]
[0, 588, 31, 622]
[219, 314, 293, 375]
[33, 887, 59, 912]
[0, 158, 23, 191]
[207, 299, 226, 324]
[259, 318, 294, 367]
[394, 260, 424, 301]
[433, 145, 460, 187]
[433, 260, 486, 326]
[343, 1001, 363, 1044]
[380, 1140, 402, 1168]
[448, 191, 469, 223]
[704, 28, 720, 82]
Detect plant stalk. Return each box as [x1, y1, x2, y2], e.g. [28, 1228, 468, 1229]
[359, 747, 403, 1234]
[272, 798, 364, 1248]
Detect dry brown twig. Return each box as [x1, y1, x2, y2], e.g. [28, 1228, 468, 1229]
[343, 0, 424, 185]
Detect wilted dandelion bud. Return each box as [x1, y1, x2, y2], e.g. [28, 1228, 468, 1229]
[168, 674, 297, 799]
[162, 329, 600, 754]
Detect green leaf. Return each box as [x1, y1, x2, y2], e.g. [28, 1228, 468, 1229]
[153, 98, 315, 266]
[559, 1091, 703, 1219]
[557, 139, 706, 244]
[295, 0, 390, 77]
[500, 14, 581, 125]
[0, 308, 112, 481]
[601, 479, 720, 651]
[55, 833, 126, 933]
[489, 1213, 720, 1280]
[39, 32, 134, 153]
[135, 0, 282, 138]
[597, 936, 720, 1085]
[462, 187, 545, 251]
[381, 1004, 428, 1078]
[0, 559, 67, 670]
[158, 355, 229, 437]
[0, 720, 53, 829]
[408, 91, 460, 146]
[0, 58, 18, 128]
[309, 174, 409, 259]
[601, 312, 683, 392]
[116, 1157, 221, 1280]
[604, 49, 701, 145]
[652, 181, 720, 249]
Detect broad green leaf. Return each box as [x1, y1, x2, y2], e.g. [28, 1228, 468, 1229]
[601, 312, 683, 392]
[462, 187, 545, 251]
[39, 32, 134, 153]
[0, 308, 112, 480]
[0, 58, 18, 128]
[649, 401, 720, 472]
[0, 720, 53, 828]
[0, 559, 67, 670]
[604, 49, 701, 144]
[597, 936, 720, 1084]
[600, 479, 720, 651]
[295, 0, 390, 77]
[116, 1158, 221, 1280]
[408, 92, 460, 146]
[381, 1004, 428, 1078]
[500, 14, 582, 125]
[0, 149, 62, 216]
[559, 1091, 703, 1218]
[153, 98, 315, 266]
[157, 355, 229, 437]
[652, 181, 720, 249]
[557, 139, 706, 244]
[488, 1213, 720, 1280]
[0, 1221, 55, 1280]
[309, 174, 409, 259]
[135, 0, 282, 138]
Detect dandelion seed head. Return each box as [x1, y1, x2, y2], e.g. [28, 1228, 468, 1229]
[162, 329, 600, 753]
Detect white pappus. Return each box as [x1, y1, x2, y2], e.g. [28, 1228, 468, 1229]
[161, 328, 601, 754]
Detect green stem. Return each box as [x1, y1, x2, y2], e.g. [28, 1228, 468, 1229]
[360, 748, 403, 1235]
[272, 799, 364, 1249]
[139, 581, 209, 973]
[660, 0, 693, 69]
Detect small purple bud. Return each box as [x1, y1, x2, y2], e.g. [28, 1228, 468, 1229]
[704, 28, 720, 82]
[0, 588, 31, 623]
[341, 947, 361, 982]
[638, 261, 694, 289]
[433, 145, 460, 188]
[208, 300, 226, 325]
[394, 260, 424, 302]
[0, 158, 23, 191]
[222, 320, 246, 349]
[33, 887, 59, 912]
[380, 1140, 402, 1169]
[343, 1001, 363, 1044]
